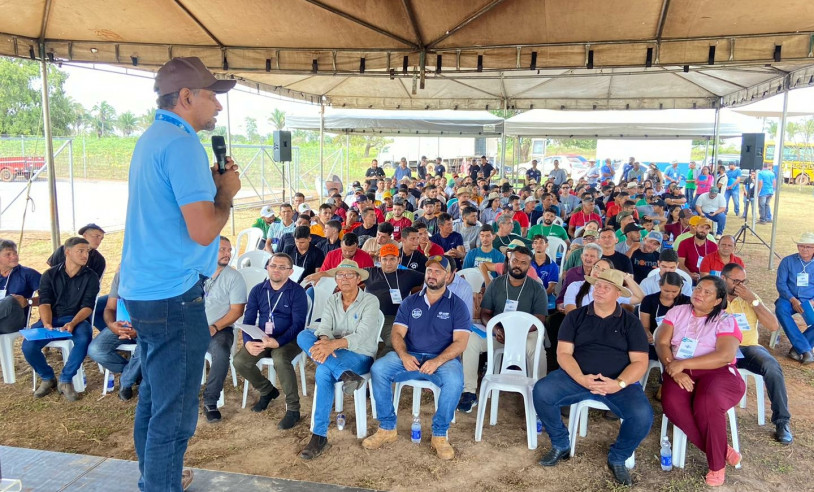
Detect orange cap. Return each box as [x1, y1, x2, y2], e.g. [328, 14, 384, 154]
[380, 243, 400, 257]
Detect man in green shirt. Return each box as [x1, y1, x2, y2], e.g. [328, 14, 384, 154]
[252, 205, 278, 237]
[685, 161, 698, 205]
[527, 208, 570, 246]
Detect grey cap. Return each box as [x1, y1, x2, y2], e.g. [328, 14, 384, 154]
[154, 57, 236, 96]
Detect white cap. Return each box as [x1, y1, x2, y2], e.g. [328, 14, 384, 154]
[260, 205, 275, 218]
[297, 203, 311, 214]
[524, 196, 538, 204]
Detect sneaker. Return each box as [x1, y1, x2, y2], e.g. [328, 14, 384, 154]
[204, 404, 222, 423]
[181, 469, 194, 491]
[362, 428, 398, 450]
[787, 348, 804, 362]
[119, 385, 134, 401]
[34, 379, 57, 398]
[602, 410, 620, 421]
[430, 435, 455, 460]
[58, 382, 79, 402]
[299, 433, 329, 460]
[339, 371, 365, 395]
[705, 468, 726, 487]
[725, 445, 741, 467]
[277, 410, 301, 430]
[251, 385, 280, 412]
[457, 392, 478, 413]
[802, 351, 814, 365]
[607, 461, 632, 486]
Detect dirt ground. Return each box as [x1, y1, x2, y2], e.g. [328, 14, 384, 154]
[2, 189, 814, 491]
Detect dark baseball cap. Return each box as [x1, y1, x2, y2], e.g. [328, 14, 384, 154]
[154, 57, 236, 96]
[78, 223, 105, 235]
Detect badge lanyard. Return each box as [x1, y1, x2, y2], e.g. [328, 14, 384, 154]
[294, 250, 308, 269]
[797, 256, 812, 287]
[400, 250, 414, 268]
[694, 241, 708, 269]
[0, 269, 10, 298]
[265, 286, 284, 335]
[504, 275, 527, 312]
[155, 112, 192, 134]
[383, 271, 403, 304]
[203, 269, 223, 297]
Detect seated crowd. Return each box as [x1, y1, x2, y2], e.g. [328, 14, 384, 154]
[0, 156, 805, 487]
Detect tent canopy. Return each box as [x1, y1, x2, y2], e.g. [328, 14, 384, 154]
[504, 109, 760, 138]
[286, 109, 503, 136]
[732, 90, 814, 118]
[3, 0, 814, 110]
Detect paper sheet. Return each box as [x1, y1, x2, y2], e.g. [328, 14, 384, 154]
[235, 322, 268, 341]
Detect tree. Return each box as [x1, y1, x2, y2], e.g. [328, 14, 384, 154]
[117, 111, 138, 136]
[139, 108, 156, 131]
[67, 100, 90, 135]
[0, 58, 75, 136]
[269, 108, 286, 131]
[90, 101, 117, 137]
[244, 116, 260, 142]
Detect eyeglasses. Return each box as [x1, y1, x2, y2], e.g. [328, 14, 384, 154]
[723, 275, 748, 285]
[267, 264, 291, 271]
[335, 273, 359, 279]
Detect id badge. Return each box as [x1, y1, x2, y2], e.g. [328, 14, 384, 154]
[797, 272, 809, 287]
[389, 289, 403, 304]
[264, 320, 275, 335]
[655, 315, 666, 326]
[0, 289, 6, 299]
[504, 299, 519, 312]
[675, 337, 698, 360]
[732, 313, 751, 331]
[696, 257, 703, 269]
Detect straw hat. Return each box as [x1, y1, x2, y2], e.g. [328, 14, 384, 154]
[794, 232, 814, 245]
[585, 269, 632, 297]
[326, 260, 369, 281]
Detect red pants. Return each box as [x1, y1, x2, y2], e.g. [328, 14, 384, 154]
[662, 365, 745, 471]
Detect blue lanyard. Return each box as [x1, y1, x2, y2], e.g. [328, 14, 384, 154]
[155, 112, 192, 134]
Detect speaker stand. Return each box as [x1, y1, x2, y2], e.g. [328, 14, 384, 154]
[732, 220, 781, 260]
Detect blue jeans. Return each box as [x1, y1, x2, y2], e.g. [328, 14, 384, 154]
[22, 316, 92, 383]
[725, 187, 740, 216]
[125, 281, 209, 492]
[758, 194, 773, 221]
[685, 188, 696, 208]
[92, 295, 109, 332]
[297, 330, 373, 437]
[532, 369, 653, 465]
[202, 327, 233, 407]
[775, 297, 814, 353]
[736, 345, 790, 424]
[370, 351, 463, 437]
[88, 327, 142, 388]
[704, 212, 726, 236]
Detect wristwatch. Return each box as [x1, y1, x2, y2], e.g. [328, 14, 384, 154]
[751, 297, 761, 307]
[617, 379, 627, 389]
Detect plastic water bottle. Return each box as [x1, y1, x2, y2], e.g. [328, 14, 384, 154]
[410, 414, 421, 444]
[82, 373, 87, 387]
[336, 413, 346, 431]
[536, 418, 543, 434]
[660, 436, 673, 471]
[106, 374, 115, 392]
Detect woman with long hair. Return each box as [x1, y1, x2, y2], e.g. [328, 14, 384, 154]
[696, 165, 713, 195]
[656, 276, 745, 487]
[662, 205, 683, 240]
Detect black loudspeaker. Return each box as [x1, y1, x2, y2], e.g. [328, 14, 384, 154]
[273, 131, 292, 162]
[740, 133, 765, 170]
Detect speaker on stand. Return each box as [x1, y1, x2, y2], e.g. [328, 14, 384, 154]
[733, 133, 780, 259]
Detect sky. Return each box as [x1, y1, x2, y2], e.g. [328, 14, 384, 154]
[60, 63, 814, 137]
[61, 64, 320, 135]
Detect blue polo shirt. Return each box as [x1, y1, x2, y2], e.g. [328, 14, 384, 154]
[432, 231, 465, 269]
[119, 110, 218, 300]
[0, 264, 41, 298]
[726, 168, 741, 189]
[532, 255, 560, 286]
[526, 168, 541, 183]
[394, 288, 471, 354]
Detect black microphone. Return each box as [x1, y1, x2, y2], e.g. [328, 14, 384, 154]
[211, 135, 227, 174]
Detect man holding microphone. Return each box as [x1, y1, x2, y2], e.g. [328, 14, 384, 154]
[119, 57, 239, 492]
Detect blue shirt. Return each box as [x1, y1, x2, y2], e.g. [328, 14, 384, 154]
[664, 166, 681, 185]
[532, 255, 560, 286]
[776, 254, 814, 301]
[119, 110, 217, 300]
[0, 264, 41, 299]
[726, 168, 741, 189]
[758, 169, 775, 196]
[243, 279, 308, 347]
[526, 168, 541, 183]
[394, 166, 412, 182]
[394, 288, 471, 354]
[432, 231, 465, 269]
[463, 247, 505, 269]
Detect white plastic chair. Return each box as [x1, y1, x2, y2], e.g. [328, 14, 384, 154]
[738, 368, 766, 426]
[32, 339, 87, 393]
[640, 359, 663, 389]
[457, 268, 485, 294]
[302, 277, 337, 325]
[238, 267, 268, 294]
[100, 344, 137, 396]
[309, 311, 385, 438]
[552, 216, 564, 227]
[231, 228, 265, 265]
[546, 236, 567, 274]
[769, 329, 782, 349]
[241, 351, 308, 408]
[0, 332, 20, 384]
[568, 400, 635, 469]
[235, 250, 271, 270]
[660, 407, 740, 469]
[393, 379, 456, 426]
[474, 312, 544, 450]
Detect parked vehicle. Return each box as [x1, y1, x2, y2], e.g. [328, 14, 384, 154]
[0, 156, 45, 181]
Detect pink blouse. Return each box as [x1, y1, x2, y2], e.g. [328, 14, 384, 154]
[662, 304, 742, 361]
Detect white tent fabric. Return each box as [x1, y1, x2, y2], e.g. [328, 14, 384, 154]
[286, 109, 503, 136]
[731, 89, 814, 118]
[504, 109, 761, 138]
[3, 0, 814, 110]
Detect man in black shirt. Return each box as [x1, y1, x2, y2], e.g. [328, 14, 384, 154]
[598, 227, 633, 274]
[282, 226, 325, 283]
[533, 269, 651, 486]
[434, 157, 446, 178]
[480, 156, 495, 183]
[47, 223, 106, 278]
[417, 156, 428, 181]
[628, 231, 663, 283]
[468, 158, 481, 183]
[23, 237, 100, 401]
[363, 243, 424, 357]
[398, 227, 427, 273]
[364, 159, 386, 187]
[314, 220, 342, 256]
[352, 208, 379, 239]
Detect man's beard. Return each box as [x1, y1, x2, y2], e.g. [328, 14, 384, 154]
[543, 219, 553, 225]
[426, 279, 444, 290]
[203, 118, 216, 131]
[217, 259, 229, 267]
[509, 267, 527, 280]
[695, 231, 707, 240]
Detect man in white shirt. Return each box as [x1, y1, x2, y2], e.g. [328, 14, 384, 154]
[694, 186, 727, 238]
[639, 249, 693, 297]
[264, 203, 297, 252]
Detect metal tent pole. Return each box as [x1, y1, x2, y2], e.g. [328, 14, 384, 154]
[769, 78, 790, 269]
[226, 91, 235, 235]
[500, 131, 507, 182]
[40, 44, 60, 250]
[711, 106, 721, 166]
[319, 102, 325, 202]
[345, 133, 350, 191]
[703, 137, 710, 166]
